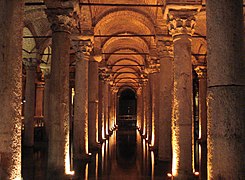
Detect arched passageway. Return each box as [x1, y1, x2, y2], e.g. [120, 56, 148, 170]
[118, 88, 137, 130]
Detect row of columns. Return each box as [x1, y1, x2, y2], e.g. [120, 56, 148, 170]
[140, 3, 243, 180]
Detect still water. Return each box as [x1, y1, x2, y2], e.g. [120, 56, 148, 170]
[22, 129, 171, 179]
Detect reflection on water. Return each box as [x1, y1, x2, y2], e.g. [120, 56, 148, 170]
[22, 130, 171, 180]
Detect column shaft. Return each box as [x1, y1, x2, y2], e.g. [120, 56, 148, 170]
[108, 87, 115, 132]
[137, 89, 143, 130]
[44, 76, 50, 139]
[150, 73, 159, 148]
[207, 0, 245, 179]
[0, 1, 24, 179]
[24, 66, 36, 147]
[198, 75, 207, 180]
[172, 34, 193, 178]
[35, 82, 44, 117]
[158, 55, 173, 161]
[142, 85, 147, 137]
[74, 59, 89, 156]
[104, 83, 109, 136]
[98, 79, 104, 141]
[88, 60, 99, 149]
[48, 31, 71, 176]
[146, 82, 152, 141]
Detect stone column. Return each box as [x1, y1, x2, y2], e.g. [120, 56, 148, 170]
[206, 1, 245, 179]
[23, 58, 38, 147]
[195, 66, 207, 180]
[104, 83, 109, 136]
[98, 78, 104, 142]
[108, 86, 115, 133]
[136, 87, 143, 130]
[111, 87, 118, 129]
[157, 39, 173, 162]
[46, 8, 77, 177]
[142, 84, 148, 137]
[73, 37, 93, 158]
[0, 1, 24, 179]
[35, 82, 44, 117]
[98, 68, 108, 140]
[146, 81, 152, 141]
[149, 71, 159, 149]
[168, 10, 196, 179]
[88, 56, 100, 150]
[42, 66, 51, 140]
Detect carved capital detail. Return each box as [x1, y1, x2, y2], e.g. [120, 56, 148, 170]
[72, 36, 94, 61]
[146, 57, 160, 73]
[46, 8, 78, 33]
[99, 67, 111, 81]
[195, 66, 207, 79]
[111, 86, 119, 93]
[167, 10, 196, 37]
[157, 40, 173, 59]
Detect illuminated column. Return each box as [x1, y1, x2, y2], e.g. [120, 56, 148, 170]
[206, 1, 245, 179]
[154, 72, 160, 149]
[41, 66, 51, 139]
[73, 37, 93, 158]
[23, 58, 38, 147]
[111, 87, 118, 129]
[157, 39, 173, 162]
[99, 68, 109, 139]
[0, 1, 24, 179]
[108, 86, 115, 133]
[149, 70, 160, 149]
[104, 83, 109, 136]
[146, 81, 151, 141]
[195, 66, 207, 179]
[136, 87, 143, 130]
[142, 83, 148, 137]
[98, 77, 104, 142]
[46, 8, 77, 177]
[168, 10, 196, 178]
[88, 56, 100, 150]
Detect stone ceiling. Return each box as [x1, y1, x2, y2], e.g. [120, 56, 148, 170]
[23, 0, 210, 91]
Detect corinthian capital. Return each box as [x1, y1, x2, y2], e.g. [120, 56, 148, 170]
[167, 10, 196, 37]
[72, 36, 94, 61]
[157, 39, 173, 59]
[46, 8, 78, 33]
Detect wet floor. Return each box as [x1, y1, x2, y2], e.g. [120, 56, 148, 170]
[22, 129, 171, 180]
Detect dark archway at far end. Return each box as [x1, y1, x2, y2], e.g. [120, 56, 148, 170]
[118, 88, 137, 130]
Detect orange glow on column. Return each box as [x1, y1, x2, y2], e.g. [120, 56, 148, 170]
[207, 93, 213, 180]
[151, 151, 155, 180]
[151, 123, 155, 147]
[96, 100, 99, 143]
[10, 116, 22, 180]
[64, 112, 74, 175]
[85, 163, 89, 180]
[151, 110, 155, 146]
[172, 81, 180, 177]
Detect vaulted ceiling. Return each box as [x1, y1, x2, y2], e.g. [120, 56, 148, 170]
[23, 0, 209, 91]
